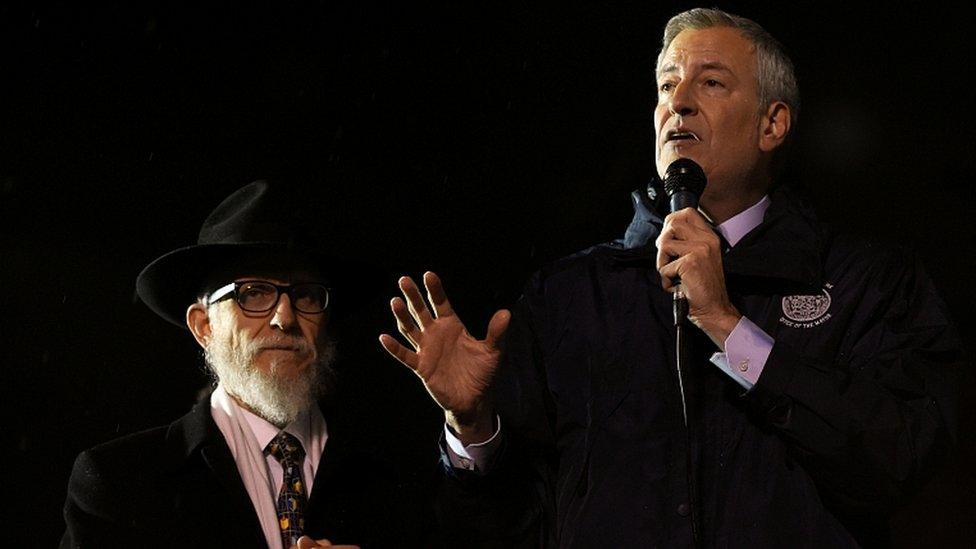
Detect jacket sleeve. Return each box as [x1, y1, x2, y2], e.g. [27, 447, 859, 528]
[744, 250, 967, 519]
[434, 272, 557, 547]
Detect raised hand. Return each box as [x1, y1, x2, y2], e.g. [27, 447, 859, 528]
[379, 271, 510, 444]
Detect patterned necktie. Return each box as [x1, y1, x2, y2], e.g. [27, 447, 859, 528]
[267, 432, 308, 548]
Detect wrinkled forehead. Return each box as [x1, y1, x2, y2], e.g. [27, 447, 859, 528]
[656, 26, 756, 76]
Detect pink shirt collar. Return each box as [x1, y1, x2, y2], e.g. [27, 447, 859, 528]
[715, 195, 770, 248]
[238, 401, 313, 455]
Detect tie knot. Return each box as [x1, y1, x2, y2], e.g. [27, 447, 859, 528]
[267, 432, 305, 464]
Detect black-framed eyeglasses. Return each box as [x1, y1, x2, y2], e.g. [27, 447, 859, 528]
[207, 280, 330, 314]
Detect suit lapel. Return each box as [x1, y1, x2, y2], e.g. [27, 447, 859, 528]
[304, 404, 377, 545]
[305, 403, 347, 519]
[165, 399, 267, 545]
[306, 440, 334, 513]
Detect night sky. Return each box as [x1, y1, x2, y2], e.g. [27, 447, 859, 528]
[3, 1, 974, 546]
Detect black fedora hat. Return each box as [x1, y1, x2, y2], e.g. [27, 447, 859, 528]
[136, 180, 372, 327]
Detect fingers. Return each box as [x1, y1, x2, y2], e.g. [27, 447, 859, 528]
[391, 297, 421, 347]
[658, 257, 682, 292]
[423, 271, 456, 319]
[658, 208, 715, 245]
[295, 536, 328, 548]
[658, 242, 711, 289]
[656, 208, 719, 278]
[667, 207, 713, 230]
[656, 212, 693, 271]
[390, 272, 453, 343]
[657, 235, 712, 293]
[295, 537, 356, 549]
[379, 333, 419, 371]
[485, 309, 511, 349]
[656, 238, 698, 270]
[399, 276, 435, 329]
[383, 273, 449, 371]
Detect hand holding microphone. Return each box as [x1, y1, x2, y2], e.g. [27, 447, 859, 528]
[655, 158, 741, 349]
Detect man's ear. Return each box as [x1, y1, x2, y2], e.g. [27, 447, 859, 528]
[187, 303, 212, 349]
[759, 101, 791, 153]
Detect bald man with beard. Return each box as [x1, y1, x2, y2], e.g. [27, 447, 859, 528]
[62, 181, 430, 549]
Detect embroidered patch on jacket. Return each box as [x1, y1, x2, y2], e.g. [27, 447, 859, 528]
[780, 283, 833, 328]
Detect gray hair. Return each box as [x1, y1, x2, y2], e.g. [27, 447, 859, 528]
[658, 8, 800, 126]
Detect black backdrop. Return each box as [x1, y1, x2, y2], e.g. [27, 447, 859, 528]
[3, 1, 974, 547]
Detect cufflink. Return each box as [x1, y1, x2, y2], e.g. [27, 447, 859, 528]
[738, 358, 750, 372]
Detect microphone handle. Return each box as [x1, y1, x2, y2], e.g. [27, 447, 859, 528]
[669, 190, 696, 325]
[673, 285, 688, 326]
[670, 190, 699, 213]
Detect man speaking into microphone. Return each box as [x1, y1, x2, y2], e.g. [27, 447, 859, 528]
[381, 7, 965, 548]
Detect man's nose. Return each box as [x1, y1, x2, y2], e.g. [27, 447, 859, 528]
[668, 81, 697, 117]
[270, 293, 298, 330]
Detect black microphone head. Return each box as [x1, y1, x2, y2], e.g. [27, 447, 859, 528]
[663, 158, 706, 198]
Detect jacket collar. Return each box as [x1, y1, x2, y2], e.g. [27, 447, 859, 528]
[166, 392, 343, 452]
[164, 396, 226, 462]
[723, 185, 825, 290]
[163, 398, 266, 544]
[163, 394, 350, 517]
[611, 184, 825, 291]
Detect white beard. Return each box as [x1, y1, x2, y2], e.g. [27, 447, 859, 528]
[204, 328, 336, 428]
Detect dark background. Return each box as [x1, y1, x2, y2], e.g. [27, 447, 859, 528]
[3, 1, 974, 547]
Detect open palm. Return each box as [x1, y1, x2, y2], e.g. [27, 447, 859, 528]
[379, 272, 510, 421]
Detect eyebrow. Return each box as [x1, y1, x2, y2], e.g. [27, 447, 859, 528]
[657, 61, 734, 77]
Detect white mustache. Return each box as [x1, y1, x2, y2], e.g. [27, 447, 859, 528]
[247, 337, 314, 356]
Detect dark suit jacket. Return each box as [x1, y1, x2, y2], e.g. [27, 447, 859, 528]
[61, 398, 433, 548]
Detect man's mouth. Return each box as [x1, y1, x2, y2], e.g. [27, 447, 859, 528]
[666, 129, 701, 143]
[258, 339, 308, 353]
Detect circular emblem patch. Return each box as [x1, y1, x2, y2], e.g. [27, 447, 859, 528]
[782, 290, 831, 322]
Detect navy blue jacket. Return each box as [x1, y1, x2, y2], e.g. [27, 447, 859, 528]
[437, 186, 965, 548]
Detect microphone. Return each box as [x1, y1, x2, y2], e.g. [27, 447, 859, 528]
[664, 158, 706, 214]
[663, 158, 707, 324]
[662, 157, 707, 548]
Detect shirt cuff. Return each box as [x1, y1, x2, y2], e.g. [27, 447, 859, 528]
[709, 316, 774, 389]
[443, 415, 502, 472]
